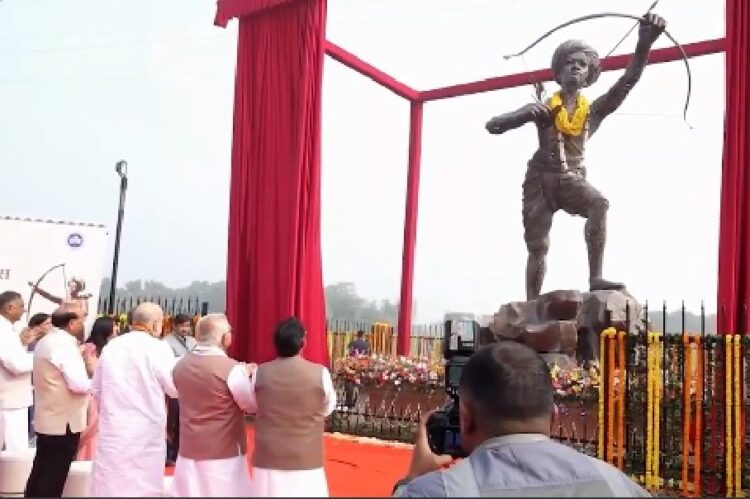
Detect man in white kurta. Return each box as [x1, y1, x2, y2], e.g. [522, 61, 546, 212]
[90, 303, 178, 497]
[247, 317, 337, 497]
[169, 314, 256, 497]
[0, 291, 38, 452]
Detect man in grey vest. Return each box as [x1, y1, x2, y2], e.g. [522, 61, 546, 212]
[162, 314, 196, 465]
[248, 317, 337, 497]
[393, 342, 650, 497]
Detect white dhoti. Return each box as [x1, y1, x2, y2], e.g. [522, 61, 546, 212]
[91, 424, 166, 497]
[0, 408, 29, 452]
[169, 455, 251, 497]
[248, 467, 329, 497]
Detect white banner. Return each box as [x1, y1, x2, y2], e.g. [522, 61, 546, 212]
[0, 216, 110, 331]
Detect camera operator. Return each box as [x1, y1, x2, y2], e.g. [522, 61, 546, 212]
[393, 342, 649, 497]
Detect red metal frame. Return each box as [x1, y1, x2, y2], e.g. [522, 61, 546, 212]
[323, 37, 727, 355]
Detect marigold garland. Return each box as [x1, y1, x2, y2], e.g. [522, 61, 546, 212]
[607, 333, 616, 464]
[645, 334, 653, 489]
[732, 335, 741, 496]
[597, 330, 606, 460]
[693, 339, 702, 496]
[681, 336, 692, 496]
[725, 334, 733, 495]
[645, 332, 662, 491]
[547, 91, 589, 136]
[653, 338, 661, 490]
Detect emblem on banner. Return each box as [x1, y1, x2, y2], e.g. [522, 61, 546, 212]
[67, 232, 84, 249]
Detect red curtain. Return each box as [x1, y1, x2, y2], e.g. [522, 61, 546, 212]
[219, 0, 329, 365]
[717, 0, 750, 334]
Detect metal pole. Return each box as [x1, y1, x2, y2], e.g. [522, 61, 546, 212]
[108, 161, 128, 315]
[396, 100, 424, 356]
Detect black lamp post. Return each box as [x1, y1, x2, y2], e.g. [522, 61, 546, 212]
[108, 160, 128, 315]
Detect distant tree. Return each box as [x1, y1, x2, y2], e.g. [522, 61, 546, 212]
[324, 282, 398, 325]
[98, 278, 399, 324]
[647, 309, 717, 335]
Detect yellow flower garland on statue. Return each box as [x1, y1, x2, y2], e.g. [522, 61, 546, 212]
[547, 91, 590, 136]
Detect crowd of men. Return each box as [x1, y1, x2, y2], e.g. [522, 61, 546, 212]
[2, 289, 651, 497]
[0, 291, 335, 497]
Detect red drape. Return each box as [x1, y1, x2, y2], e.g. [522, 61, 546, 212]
[717, 0, 750, 334]
[220, 0, 329, 365]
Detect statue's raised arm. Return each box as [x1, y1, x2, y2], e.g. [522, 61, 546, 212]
[589, 13, 666, 127]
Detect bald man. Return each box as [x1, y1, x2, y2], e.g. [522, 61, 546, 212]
[169, 314, 255, 497]
[90, 303, 178, 497]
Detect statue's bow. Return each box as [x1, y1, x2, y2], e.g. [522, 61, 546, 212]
[27, 263, 66, 320]
[503, 12, 692, 126]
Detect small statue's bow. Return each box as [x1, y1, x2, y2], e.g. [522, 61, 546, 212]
[503, 12, 692, 127]
[27, 263, 66, 320]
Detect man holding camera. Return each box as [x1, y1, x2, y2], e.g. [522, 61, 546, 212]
[393, 342, 649, 497]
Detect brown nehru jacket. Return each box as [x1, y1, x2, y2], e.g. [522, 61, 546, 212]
[253, 356, 326, 470]
[172, 352, 247, 460]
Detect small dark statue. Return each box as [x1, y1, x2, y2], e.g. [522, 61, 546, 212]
[486, 14, 667, 301]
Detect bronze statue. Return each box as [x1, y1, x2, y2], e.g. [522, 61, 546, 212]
[486, 13, 666, 301]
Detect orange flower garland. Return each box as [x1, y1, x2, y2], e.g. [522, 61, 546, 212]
[693, 339, 702, 496]
[681, 336, 692, 496]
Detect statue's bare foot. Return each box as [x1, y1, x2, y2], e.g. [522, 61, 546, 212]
[589, 277, 625, 292]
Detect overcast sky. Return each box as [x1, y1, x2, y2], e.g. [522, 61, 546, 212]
[0, 0, 725, 322]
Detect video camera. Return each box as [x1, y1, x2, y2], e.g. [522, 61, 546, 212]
[425, 316, 479, 458]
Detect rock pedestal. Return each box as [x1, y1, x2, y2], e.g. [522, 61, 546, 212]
[487, 289, 643, 360]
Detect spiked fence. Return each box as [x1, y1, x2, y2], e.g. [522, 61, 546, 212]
[97, 295, 208, 316]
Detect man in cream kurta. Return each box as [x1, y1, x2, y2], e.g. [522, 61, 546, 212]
[90, 303, 178, 497]
[247, 317, 336, 497]
[0, 291, 38, 452]
[25, 303, 91, 497]
[169, 314, 256, 497]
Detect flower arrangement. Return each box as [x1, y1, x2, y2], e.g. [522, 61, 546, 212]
[549, 361, 601, 402]
[333, 354, 444, 389]
[334, 352, 601, 401]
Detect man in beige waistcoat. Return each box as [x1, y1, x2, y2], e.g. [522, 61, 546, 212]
[24, 303, 91, 497]
[169, 313, 256, 497]
[247, 317, 337, 497]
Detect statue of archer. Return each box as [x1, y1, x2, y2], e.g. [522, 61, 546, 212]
[28, 277, 92, 317]
[486, 13, 666, 301]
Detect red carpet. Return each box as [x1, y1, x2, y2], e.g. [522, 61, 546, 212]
[165, 426, 412, 497]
